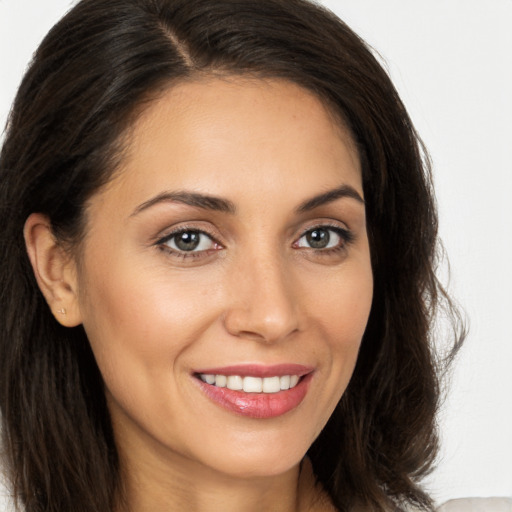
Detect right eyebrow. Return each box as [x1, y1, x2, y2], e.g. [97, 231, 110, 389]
[130, 190, 237, 217]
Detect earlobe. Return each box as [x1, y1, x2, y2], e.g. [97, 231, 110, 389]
[23, 213, 82, 327]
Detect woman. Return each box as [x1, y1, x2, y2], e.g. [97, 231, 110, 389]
[0, 0, 462, 510]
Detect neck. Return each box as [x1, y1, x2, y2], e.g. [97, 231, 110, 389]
[117, 447, 304, 512]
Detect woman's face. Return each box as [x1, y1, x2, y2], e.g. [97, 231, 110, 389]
[74, 77, 373, 479]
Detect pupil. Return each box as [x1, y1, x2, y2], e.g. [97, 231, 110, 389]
[175, 231, 201, 251]
[307, 229, 329, 249]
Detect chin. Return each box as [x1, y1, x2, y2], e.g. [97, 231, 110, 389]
[190, 428, 313, 480]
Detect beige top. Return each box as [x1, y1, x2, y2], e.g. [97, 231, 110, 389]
[438, 498, 512, 512]
[297, 459, 512, 512]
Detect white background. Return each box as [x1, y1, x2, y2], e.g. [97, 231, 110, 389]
[1, 0, 511, 507]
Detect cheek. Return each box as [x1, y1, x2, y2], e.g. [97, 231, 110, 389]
[307, 262, 373, 345]
[304, 258, 373, 388]
[77, 253, 220, 390]
[83, 236, 204, 323]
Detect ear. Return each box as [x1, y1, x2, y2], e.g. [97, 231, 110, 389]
[24, 213, 82, 327]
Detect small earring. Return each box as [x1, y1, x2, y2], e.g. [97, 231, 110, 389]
[57, 308, 67, 315]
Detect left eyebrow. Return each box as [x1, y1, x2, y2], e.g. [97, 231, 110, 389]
[296, 184, 365, 213]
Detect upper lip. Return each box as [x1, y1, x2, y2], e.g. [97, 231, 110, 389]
[193, 363, 314, 378]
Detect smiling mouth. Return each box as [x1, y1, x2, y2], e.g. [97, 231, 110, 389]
[196, 373, 301, 393]
[193, 365, 313, 418]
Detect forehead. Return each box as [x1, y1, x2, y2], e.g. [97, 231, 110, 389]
[98, 77, 362, 213]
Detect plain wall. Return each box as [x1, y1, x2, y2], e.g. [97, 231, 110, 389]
[1, 0, 511, 507]
[322, 1, 512, 503]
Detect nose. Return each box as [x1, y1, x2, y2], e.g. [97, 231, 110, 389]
[223, 253, 300, 344]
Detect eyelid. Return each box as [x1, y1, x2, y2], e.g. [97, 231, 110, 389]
[154, 225, 223, 257]
[296, 222, 353, 240]
[152, 220, 354, 260]
[293, 223, 355, 250]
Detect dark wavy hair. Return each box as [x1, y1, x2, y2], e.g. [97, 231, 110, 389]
[0, 0, 463, 511]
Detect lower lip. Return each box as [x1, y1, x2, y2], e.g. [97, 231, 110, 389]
[196, 374, 312, 419]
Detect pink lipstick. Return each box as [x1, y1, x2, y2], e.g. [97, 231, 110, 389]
[193, 364, 313, 419]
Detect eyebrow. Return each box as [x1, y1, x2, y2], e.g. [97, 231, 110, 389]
[131, 191, 237, 216]
[296, 184, 364, 212]
[130, 184, 364, 217]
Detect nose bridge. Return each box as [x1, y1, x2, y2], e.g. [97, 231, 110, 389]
[223, 244, 300, 343]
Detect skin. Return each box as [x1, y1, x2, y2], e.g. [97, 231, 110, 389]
[25, 77, 373, 511]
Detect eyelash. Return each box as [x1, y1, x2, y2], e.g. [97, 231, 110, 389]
[155, 223, 354, 260]
[155, 225, 221, 259]
[295, 224, 355, 255]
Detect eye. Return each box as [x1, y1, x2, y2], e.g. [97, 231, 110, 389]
[295, 226, 351, 250]
[157, 229, 219, 254]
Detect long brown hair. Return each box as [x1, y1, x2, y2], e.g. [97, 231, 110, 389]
[0, 1, 463, 510]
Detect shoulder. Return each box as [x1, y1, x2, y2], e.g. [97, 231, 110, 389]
[437, 498, 512, 512]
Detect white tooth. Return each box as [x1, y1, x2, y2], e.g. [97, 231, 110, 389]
[289, 375, 299, 388]
[215, 374, 227, 387]
[202, 374, 215, 384]
[262, 376, 281, 393]
[280, 375, 291, 390]
[226, 375, 243, 391]
[243, 376, 263, 393]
